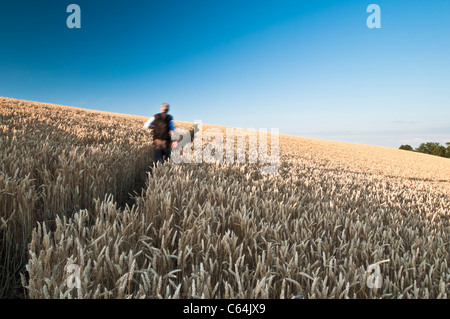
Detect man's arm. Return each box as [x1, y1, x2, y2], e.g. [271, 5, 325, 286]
[143, 117, 154, 129]
[169, 118, 175, 131]
[169, 118, 178, 149]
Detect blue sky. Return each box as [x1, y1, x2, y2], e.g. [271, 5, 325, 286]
[1, 0, 449, 148]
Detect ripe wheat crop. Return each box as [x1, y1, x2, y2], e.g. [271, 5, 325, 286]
[1, 97, 449, 299]
[0, 97, 154, 297]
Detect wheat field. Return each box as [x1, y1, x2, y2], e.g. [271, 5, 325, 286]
[1, 97, 449, 299]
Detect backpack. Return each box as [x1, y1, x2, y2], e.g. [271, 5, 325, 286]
[152, 113, 172, 141]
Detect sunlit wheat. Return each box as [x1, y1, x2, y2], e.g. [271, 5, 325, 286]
[1, 97, 449, 299]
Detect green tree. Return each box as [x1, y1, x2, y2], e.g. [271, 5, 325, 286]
[415, 142, 447, 157]
[399, 144, 414, 151]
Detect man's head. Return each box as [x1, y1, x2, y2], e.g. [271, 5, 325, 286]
[161, 103, 169, 113]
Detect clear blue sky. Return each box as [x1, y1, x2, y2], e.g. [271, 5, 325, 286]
[1, 0, 449, 148]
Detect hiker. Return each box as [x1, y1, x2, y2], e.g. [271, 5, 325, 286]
[143, 103, 176, 164]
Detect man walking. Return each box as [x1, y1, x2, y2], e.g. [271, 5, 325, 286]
[143, 103, 176, 164]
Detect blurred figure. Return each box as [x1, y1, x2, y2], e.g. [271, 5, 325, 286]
[143, 103, 176, 164]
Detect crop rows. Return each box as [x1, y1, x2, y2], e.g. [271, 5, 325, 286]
[1, 97, 449, 299]
[0, 98, 154, 297]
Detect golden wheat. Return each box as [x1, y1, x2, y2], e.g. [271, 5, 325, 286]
[0, 97, 154, 297]
[1, 97, 449, 299]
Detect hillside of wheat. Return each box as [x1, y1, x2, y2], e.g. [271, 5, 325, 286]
[1, 97, 449, 299]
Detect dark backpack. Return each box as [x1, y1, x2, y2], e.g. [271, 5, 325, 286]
[152, 113, 172, 141]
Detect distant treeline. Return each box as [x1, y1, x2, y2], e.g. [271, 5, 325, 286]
[399, 142, 450, 158]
